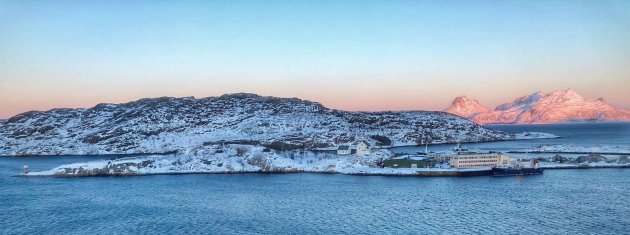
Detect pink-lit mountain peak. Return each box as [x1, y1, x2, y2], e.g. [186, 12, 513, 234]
[443, 96, 490, 119]
[544, 88, 584, 102]
[495, 91, 545, 111]
[444, 89, 630, 124]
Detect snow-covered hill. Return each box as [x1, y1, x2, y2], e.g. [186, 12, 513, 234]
[0, 93, 524, 156]
[444, 89, 630, 124]
[27, 145, 394, 176]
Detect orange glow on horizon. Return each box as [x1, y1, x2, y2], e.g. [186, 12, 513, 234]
[2, 86, 629, 119]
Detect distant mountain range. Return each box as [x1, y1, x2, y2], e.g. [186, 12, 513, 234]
[1, 93, 530, 156]
[444, 89, 630, 124]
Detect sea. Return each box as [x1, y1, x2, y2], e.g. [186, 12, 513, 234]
[1, 123, 629, 234]
[394, 122, 630, 157]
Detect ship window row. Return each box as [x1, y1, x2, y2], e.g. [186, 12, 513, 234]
[460, 164, 493, 167]
[457, 156, 498, 159]
[458, 160, 498, 163]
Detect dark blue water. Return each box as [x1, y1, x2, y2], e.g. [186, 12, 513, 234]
[488, 122, 630, 146]
[1, 158, 629, 234]
[1, 123, 629, 234]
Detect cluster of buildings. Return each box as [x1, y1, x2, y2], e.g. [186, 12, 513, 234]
[384, 144, 518, 169]
[332, 141, 518, 170]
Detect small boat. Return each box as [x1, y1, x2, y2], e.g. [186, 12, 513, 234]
[492, 159, 544, 176]
[452, 143, 472, 154]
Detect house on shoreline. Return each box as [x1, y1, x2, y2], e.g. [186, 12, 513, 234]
[336, 141, 372, 156]
[337, 145, 351, 155]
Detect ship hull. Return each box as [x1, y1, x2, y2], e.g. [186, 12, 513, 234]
[492, 167, 544, 176]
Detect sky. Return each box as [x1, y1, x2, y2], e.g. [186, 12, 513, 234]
[1, 0, 629, 119]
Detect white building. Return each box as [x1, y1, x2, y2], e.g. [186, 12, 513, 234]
[337, 145, 351, 155]
[355, 141, 371, 156]
[448, 152, 517, 168]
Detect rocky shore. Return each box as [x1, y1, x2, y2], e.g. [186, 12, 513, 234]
[22, 145, 629, 178]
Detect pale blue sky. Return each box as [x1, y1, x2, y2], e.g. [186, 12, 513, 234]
[1, 0, 629, 118]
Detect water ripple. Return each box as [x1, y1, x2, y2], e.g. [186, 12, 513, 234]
[1, 166, 629, 234]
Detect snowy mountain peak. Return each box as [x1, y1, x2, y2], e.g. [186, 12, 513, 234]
[444, 89, 630, 124]
[545, 88, 584, 101]
[443, 96, 490, 118]
[495, 92, 545, 111]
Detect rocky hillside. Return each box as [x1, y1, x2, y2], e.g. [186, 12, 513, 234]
[445, 89, 630, 124]
[0, 93, 518, 156]
[27, 146, 395, 176]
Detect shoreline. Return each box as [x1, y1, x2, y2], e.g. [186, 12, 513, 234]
[508, 151, 630, 155]
[17, 164, 629, 178]
[0, 135, 562, 158]
[7, 148, 630, 159]
[0, 151, 178, 158]
[540, 165, 630, 170]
